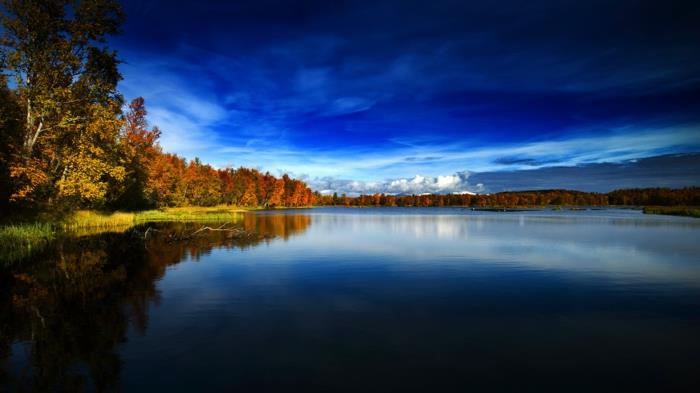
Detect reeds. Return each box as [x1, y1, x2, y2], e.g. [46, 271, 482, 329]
[61, 210, 136, 230]
[0, 207, 249, 263]
[0, 223, 55, 264]
[134, 207, 246, 223]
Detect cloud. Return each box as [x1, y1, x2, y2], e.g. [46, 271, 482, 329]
[471, 153, 700, 193]
[306, 153, 700, 195]
[118, 53, 233, 158]
[309, 171, 484, 196]
[322, 97, 375, 116]
[112, 0, 700, 186]
[252, 122, 698, 172]
[493, 157, 562, 166]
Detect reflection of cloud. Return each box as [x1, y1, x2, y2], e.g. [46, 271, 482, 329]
[291, 211, 700, 287]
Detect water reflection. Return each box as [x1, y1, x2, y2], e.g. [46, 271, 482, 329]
[295, 212, 700, 286]
[2, 209, 699, 392]
[0, 215, 311, 392]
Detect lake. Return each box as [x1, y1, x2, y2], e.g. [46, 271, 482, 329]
[2, 208, 700, 392]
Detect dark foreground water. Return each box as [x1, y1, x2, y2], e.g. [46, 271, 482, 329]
[2, 208, 700, 392]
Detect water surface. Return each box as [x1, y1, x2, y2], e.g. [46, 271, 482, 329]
[2, 208, 699, 392]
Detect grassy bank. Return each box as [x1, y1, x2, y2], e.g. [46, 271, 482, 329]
[0, 206, 253, 263]
[134, 206, 249, 223]
[59, 207, 250, 228]
[642, 206, 700, 218]
[0, 223, 55, 263]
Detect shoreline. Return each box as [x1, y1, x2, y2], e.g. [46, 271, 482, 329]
[2, 204, 698, 264]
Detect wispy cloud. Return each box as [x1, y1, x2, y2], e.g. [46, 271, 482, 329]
[119, 56, 230, 156]
[112, 0, 700, 190]
[116, 52, 700, 188]
[211, 122, 700, 176]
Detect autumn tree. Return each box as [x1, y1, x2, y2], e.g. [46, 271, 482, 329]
[181, 158, 220, 206]
[112, 97, 161, 209]
[0, 0, 125, 207]
[145, 153, 187, 207]
[268, 178, 285, 207]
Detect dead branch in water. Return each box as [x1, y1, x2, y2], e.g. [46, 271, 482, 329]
[165, 223, 270, 242]
[143, 226, 160, 240]
[134, 222, 273, 242]
[189, 222, 231, 236]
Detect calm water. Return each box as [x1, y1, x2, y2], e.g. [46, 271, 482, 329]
[2, 208, 700, 392]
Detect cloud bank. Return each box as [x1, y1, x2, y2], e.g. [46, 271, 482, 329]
[310, 171, 483, 196]
[306, 154, 700, 195]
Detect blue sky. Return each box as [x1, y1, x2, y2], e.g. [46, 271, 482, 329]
[114, 0, 700, 194]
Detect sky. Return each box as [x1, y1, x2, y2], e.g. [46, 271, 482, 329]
[114, 0, 700, 194]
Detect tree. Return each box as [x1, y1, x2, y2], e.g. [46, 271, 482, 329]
[145, 153, 187, 207]
[1, 0, 125, 206]
[268, 178, 285, 207]
[55, 101, 125, 204]
[0, 73, 22, 211]
[112, 97, 161, 209]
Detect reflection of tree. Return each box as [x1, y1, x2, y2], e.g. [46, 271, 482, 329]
[243, 214, 312, 240]
[4, 236, 138, 392]
[0, 214, 310, 391]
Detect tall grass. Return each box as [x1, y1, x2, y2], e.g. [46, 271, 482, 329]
[1, 207, 249, 263]
[0, 223, 55, 264]
[135, 207, 246, 223]
[56, 207, 247, 228]
[61, 210, 135, 230]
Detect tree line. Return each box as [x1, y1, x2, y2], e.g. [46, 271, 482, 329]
[0, 0, 314, 214]
[315, 187, 700, 208]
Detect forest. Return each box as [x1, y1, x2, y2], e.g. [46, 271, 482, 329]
[315, 187, 700, 208]
[0, 0, 314, 216]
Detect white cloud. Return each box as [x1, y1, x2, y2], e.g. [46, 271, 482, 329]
[308, 171, 485, 196]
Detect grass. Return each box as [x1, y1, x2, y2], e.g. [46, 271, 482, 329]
[134, 206, 247, 223]
[642, 206, 700, 218]
[62, 210, 136, 229]
[0, 206, 250, 263]
[0, 223, 55, 264]
[57, 206, 249, 227]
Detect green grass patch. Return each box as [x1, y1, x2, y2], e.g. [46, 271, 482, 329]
[0, 207, 251, 263]
[134, 206, 247, 223]
[643, 206, 700, 218]
[61, 210, 136, 229]
[0, 223, 55, 264]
